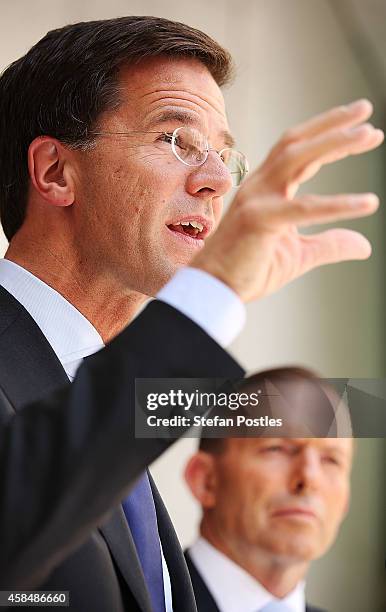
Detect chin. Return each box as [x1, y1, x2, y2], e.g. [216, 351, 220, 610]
[170, 251, 198, 267]
[164, 255, 194, 279]
[141, 261, 182, 296]
[138, 250, 196, 297]
[267, 537, 321, 563]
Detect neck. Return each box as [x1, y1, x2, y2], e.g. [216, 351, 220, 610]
[6, 233, 148, 343]
[200, 521, 308, 599]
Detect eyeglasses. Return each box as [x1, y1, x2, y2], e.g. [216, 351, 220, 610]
[90, 126, 249, 187]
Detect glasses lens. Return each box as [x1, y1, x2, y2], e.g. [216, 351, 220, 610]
[220, 149, 249, 186]
[172, 127, 208, 166]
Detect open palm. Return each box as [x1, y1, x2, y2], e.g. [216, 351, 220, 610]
[194, 99, 383, 302]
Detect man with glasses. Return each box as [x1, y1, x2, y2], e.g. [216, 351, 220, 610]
[0, 15, 382, 612]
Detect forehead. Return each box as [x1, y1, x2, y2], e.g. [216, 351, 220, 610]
[109, 56, 229, 132]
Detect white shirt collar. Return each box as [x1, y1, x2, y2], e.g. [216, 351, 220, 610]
[188, 537, 305, 612]
[0, 259, 104, 380]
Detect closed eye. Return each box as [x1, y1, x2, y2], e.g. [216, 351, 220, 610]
[323, 456, 341, 466]
[158, 133, 173, 144]
[263, 445, 285, 453]
[159, 132, 190, 153]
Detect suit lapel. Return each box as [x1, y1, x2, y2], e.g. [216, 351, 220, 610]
[0, 286, 68, 408]
[0, 286, 152, 611]
[99, 506, 152, 612]
[149, 473, 198, 612]
[184, 552, 220, 612]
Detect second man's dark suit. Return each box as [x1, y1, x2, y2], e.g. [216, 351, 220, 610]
[185, 550, 326, 612]
[0, 286, 244, 611]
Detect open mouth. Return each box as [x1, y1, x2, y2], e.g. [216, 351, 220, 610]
[167, 220, 205, 239]
[166, 217, 212, 245]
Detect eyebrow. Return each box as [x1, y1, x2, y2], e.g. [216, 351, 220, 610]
[146, 109, 236, 148]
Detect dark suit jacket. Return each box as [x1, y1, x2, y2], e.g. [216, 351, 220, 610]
[0, 285, 244, 611]
[184, 550, 326, 612]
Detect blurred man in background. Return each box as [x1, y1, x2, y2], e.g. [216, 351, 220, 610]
[185, 368, 353, 612]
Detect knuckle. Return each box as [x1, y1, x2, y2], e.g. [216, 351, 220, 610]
[279, 141, 300, 164]
[280, 127, 299, 146]
[333, 105, 349, 120]
[292, 199, 309, 216]
[305, 240, 320, 267]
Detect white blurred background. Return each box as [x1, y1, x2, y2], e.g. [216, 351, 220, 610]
[0, 1, 385, 610]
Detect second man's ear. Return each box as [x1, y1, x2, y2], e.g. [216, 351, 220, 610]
[184, 452, 218, 509]
[28, 136, 75, 207]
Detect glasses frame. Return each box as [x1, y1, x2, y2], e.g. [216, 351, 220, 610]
[89, 126, 249, 185]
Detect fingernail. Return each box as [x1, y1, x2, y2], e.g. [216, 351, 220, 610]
[349, 194, 379, 208]
[348, 99, 372, 112]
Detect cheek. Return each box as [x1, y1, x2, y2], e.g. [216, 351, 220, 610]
[88, 146, 178, 204]
[123, 158, 186, 216]
[219, 469, 274, 532]
[326, 483, 349, 528]
[313, 481, 349, 557]
[99, 165, 166, 230]
[133, 148, 183, 186]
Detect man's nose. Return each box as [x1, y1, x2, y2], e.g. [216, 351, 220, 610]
[184, 151, 233, 199]
[290, 448, 321, 494]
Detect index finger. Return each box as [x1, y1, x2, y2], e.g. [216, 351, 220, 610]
[281, 99, 374, 143]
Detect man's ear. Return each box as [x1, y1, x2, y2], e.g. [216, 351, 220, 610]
[28, 136, 75, 207]
[184, 452, 218, 509]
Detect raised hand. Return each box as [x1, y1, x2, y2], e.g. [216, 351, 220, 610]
[192, 99, 384, 302]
